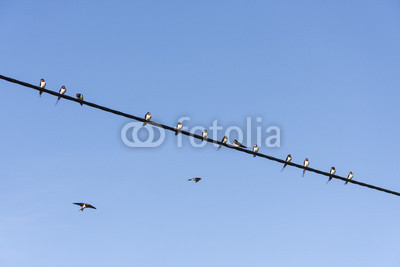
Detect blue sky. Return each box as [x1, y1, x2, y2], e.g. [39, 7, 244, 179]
[1, 0, 400, 266]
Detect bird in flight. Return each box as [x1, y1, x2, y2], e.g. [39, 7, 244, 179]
[326, 167, 336, 184]
[233, 139, 246, 148]
[73, 203, 96, 212]
[252, 144, 259, 157]
[55, 86, 66, 105]
[217, 136, 228, 150]
[345, 172, 353, 185]
[175, 122, 182, 135]
[76, 93, 83, 105]
[202, 129, 208, 141]
[188, 177, 202, 183]
[39, 79, 46, 96]
[302, 158, 310, 177]
[143, 112, 152, 126]
[281, 154, 292, 171]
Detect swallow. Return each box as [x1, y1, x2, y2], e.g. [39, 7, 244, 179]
[252, 144, 259, 157]
[233, 139, 246, 148]
[39, 79, 46, 96]
[326, 167, 336, 184]
[143, 112, 151, 126]
[55, 86, 66, 105]
[175, 122, 183, 135]
[217, 136, 228, 150]
[76, 93, 83, 106]
[302, 158, 309, 177]
[188, 177, 202, 183]
[202, 129, 208, 141]
[344, 172, 353, 185]
[73, 202, 96, 212]
[281, 154, 292, 171]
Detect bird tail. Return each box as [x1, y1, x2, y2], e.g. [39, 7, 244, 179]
[344, 180, 349, 185]
[253, 154, 256, 158]
[55, 98, 60, 105]
[326, 176, 332, 184]
[142, 122, 147, 126]
[217, 144, 222, 150]
[39, 91, 43, 97]
[281, 164, 287, 172]
[302, 169, 306, 177]
[175, 130, 178, 136]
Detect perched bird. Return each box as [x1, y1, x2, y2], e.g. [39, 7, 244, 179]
[175, 122, 183, 135]
[281, 154, 292, 171]
[345, 172, 353, 185]
[252, 144, 259, 157]
[217, 136, 228, 150]
[302, 158, 310, 177]
[143, 112, 151, 126]
[73, 203, 96, 212]
[55, 86, 66, 105]
[233, 139, 246, 148]
[202, 129, 208, 141]
[188, 177, 202, 183]
[326, 167, 336, 184]
[76, 93, 83, 106]
[39, 79, 46, 96]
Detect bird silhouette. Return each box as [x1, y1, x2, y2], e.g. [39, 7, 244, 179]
[73, 203, 96, 212]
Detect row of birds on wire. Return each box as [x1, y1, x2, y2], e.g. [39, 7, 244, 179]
[39, 78, 354, 187]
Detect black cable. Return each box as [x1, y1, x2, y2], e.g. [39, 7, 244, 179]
[1, 74, 399, 197]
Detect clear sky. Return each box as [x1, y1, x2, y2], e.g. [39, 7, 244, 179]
[1, 0, 400, 266]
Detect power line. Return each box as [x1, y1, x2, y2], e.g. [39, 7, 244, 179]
[1, 74, 399, 197]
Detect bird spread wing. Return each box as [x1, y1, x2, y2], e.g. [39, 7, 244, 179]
[73, 203, 84, 207]
[85, 204, 96, 209]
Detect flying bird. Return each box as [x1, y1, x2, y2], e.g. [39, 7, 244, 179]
[188, 177, 202, 183]
[202, 129, 208, 141]
[143, 112, 151, 126]
[76, 93, 83, 105]
[175, 122, 183, 135]
[252, 144, 259, 157]
[326, 167, 336, 184]
[55, 86, 66, 105]
[281, 154, 292, 171]
[39, 79, 46, 96]
[345, 172, 353, 185]
[217, 136, 228, 150]
[233, 139, 246, 148]
[302, 158, 310, 177]
[73, 203, 96, 212]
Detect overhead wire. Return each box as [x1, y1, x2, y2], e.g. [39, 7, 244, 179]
[1, 74, 399, 197]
